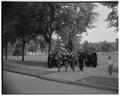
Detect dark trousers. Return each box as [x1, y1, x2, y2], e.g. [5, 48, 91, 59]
[70, 61, 75, 72]
[78, 59, 84, 71]
[92, 60, 97, 67]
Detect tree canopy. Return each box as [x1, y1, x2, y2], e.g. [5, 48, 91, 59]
[102, 2, 118, 32]
[54, 3, 98, 52]
[2, 2, 98, 61]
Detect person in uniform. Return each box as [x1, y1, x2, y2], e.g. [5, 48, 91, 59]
[91, 52, 97, 67]
[85, 53, 91, 67]
[70, 53, 75, 72]
[78, 51, 84, 71]
[89, 53, 93, 67]
[54, 52, 58, 67]
[67, 52, 75, 72]
[63, 53, 69, 72]
[74, 52, 79, 67]
[84, 52, 87, 67]
[52, 52, 56, 67]
[55, 53, 62, 72]
[48, 51, 56, 68]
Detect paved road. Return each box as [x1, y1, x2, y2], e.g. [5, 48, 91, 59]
[3, 71, 114, 94]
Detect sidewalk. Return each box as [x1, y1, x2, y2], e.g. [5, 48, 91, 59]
[3, 59, 118, 93]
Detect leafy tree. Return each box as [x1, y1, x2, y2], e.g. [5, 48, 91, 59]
[52, 37, 61, 53]
[2, 2, 98, 67]
[28, 40, 37, 55]
[86, 43, 96, 53]
[82, 40, 88, 52]
[34, 35, 47, 53]
[100, 41, 114, 52]
[81, 41, 117, 53]
[3, 24, 17, 59]
[34, 3, 57, 54]
[2, 2, 18, 59]
[2, 2, 56, 61]
[55, 3, 98, 52]
[35, 3, 97, 52]
[12, 3, 37, 61]
[101, 2, 118, 32]
[13, 40, 23, 57]
[72, 35, 82, 52]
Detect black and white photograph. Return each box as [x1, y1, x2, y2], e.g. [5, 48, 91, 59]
[2, 0, 118, 94]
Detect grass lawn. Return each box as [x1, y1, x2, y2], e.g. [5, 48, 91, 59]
[5, 52, 118, 71]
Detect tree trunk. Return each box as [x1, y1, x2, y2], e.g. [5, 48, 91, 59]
[48, 42, 51, 54]
[48, 35, 52, 68]
[22, 41, 26, 61]
[48, 33, 52, 54]
[5, 43, 8, 59]
[68, 35, 73, 52]
[4, 39, 8, 59]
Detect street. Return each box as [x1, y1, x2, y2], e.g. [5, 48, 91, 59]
[3, 71, 114, 94]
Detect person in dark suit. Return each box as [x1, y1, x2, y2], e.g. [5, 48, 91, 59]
[63, 53, 69, 72]
[52, 52, 56, 67]
[78, 51, 84, 71]
[89, 53, 93, 67]
[91, 52, 97, 67]
[48, 51, 56, 68]
[74, 52, 79, 67]
[55, 53, 62, 72]
[84, 52, 88, 67]
[67, 52, 75, 72]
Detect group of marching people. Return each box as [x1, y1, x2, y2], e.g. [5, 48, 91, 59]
[48, 49, 97, 72]
[76, 50, 97, 71]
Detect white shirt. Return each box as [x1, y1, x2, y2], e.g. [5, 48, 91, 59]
[107, 59, 113, 65]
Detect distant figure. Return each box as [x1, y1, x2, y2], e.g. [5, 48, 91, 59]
[68, 53, 75, 72]
[91, 52, 97, 67]
[85, 53, 90, 67]
[48, 52, 56, 68]
[78, 51, 84, 71]
[74, 52, 78, 67]
[63, 53, 69, 72]
[56, 53, 62, 72]
[107, 56, 113, 76]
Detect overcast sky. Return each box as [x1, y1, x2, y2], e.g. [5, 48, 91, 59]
[82, 3, 118, 43]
